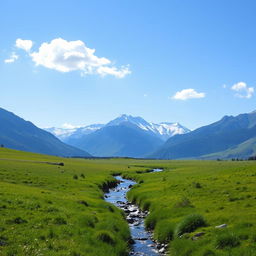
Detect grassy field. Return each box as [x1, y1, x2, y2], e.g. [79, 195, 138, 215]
[0, 148, 144, 256]
[123, 160, 256, 256]
[0, 148, 256, 256]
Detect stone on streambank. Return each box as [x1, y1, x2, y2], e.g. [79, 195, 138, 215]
[121, 199, 168, 254]
[105, 173, 168, 255]
[159, 247, 165, 253]
[215, 224, 227, 228]
[192, 232, 206, 240]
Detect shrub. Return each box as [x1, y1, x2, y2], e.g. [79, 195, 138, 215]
[48, 229, 56, 238]
[39, 235, 46, 241]
[78, 200, 88, 207]
[145, 214, 157, 229]
[73, 175, 78, 180]
[47, 207, 59, 212]
[170, 238, 196, 256]
[239, 222, 253, 228]
[215, 233, 240, 249]
[175, 214, 207, 236]
[193, 182, 202, 188]
[96, 230, 115, 245]
[72, 252, 81, 256]
[14, 217, 27, 224]
[155, 220, 175, 242]
[251, 233, 256, 242]
[6, 217, 27, 224]
[79, 214, 96, 228]
[142, 201, 151, 211]
[238, 233, 249, 240]
[0, 236, 8, 246]
[7, 248, 18, 256]
[203, 249, 215, 256]
[108, 205, 114, 212]
[175, 197, 194, 208]
[54, 217, 67, 225]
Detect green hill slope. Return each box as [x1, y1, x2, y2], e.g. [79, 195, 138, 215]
[202, 136, 256, 159]
[152, 111, 256, 159]
[0, 108, 90, 157]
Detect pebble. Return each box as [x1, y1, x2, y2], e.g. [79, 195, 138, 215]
[215, 224, 227, 228]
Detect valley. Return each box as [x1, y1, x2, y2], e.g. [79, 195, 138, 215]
[2, 2, 255, 255]
[3, 106, 256, 160]
[1, 148, 256, 255]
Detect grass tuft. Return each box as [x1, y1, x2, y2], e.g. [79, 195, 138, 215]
[96, 230, 115, 245]
[215, 232, 240, 249]
[54, 217, 67, 225]
[175, 197, 194, 208]
[175, 214, 207, 236]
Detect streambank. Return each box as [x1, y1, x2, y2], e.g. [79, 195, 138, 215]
[104, 169, 167, 255]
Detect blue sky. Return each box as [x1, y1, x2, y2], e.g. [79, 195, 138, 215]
[1, 0, 256, 130]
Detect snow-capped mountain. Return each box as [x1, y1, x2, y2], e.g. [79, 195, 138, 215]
[44, 115, 190, 157]
[65, 124, 104, 141]
[150, 122, 191, 141]
[44, 127, 78, 141]
[106, 114, 190, 141]
[45, 114, 190, 143]
[45, 124, 104, 142]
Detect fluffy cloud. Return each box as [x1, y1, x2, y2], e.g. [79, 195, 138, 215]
[231, 82, 254, 98]
[16, 38, 130, 78]
[172, 88, 205, 100]
[96, 65, 130, 78]
[4, 52, 18, 63]
[16, 39, 33, 52]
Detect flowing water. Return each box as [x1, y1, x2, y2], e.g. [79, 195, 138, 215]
[105, 169, 165, 256]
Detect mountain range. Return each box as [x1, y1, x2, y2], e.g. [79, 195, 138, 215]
[46, 114, 190, 157]
[1, 106, 256, 160]
[0, 108, 91, 157]
[152, 111, 256, 159]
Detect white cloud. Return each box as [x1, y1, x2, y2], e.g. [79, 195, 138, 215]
[231, 82, 254, 98]
[172, 88, 205, 100]
[16, 38, 130, 78]
[16, 39, 33, 52]
[96, 65, 131, 78]
[4, 52, 18, 63]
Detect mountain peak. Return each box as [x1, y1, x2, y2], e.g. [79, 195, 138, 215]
[105, 114, 190, 140]
[107, 114, 148, 127]
[46, 114, 190, 143]
[119, 114, 131, 118]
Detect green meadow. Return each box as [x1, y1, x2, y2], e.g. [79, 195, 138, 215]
[0, 148, 256, 256]
[124, 160, 256, 256]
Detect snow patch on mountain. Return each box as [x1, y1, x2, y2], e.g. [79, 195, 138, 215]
[106, 114, 190, 140]
[45, 114, 190, 142]
[45, 124, 104, 141]
[45, 127, 77, 140]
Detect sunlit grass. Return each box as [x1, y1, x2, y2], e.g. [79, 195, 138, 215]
[1, 148, 256, 255]
[124, 160, 256, 255]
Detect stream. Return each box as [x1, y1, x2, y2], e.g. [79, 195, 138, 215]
[104, 169, 166, 256]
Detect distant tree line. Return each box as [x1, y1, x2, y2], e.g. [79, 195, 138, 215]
[216, 156, 256, 161]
